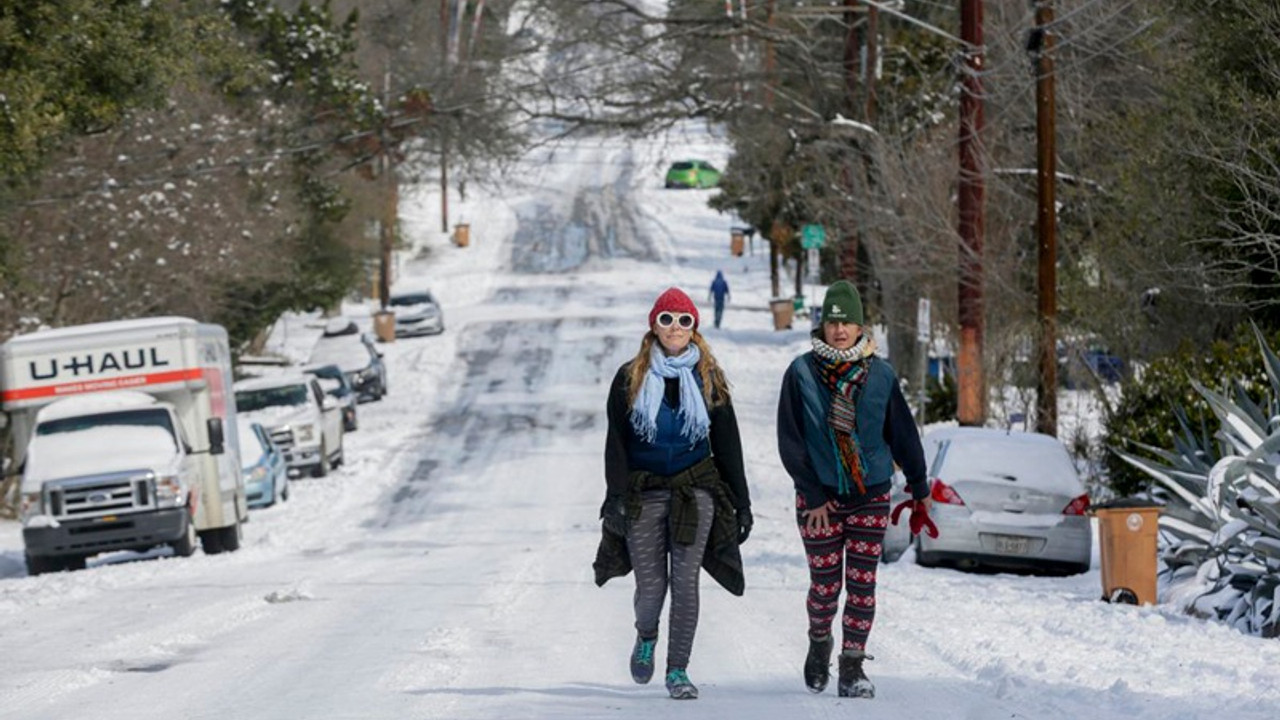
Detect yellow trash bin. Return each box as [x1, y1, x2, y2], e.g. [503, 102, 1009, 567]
[730, 230, 745, 257]
[1092, 499, 1163, 605]
[769, 298, 794, 330]
[453, 223, 471, 247]
[373, 310, 396, 343]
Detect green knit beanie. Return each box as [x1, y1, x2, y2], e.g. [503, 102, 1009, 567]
[821, 280, 864, 325]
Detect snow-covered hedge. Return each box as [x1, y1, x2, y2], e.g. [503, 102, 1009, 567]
[1116, 325, 1280, 638]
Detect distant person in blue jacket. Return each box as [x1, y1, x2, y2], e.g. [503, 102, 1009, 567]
[593, 287, 753, 701]
[708, 271, 730, 329]
[776, 280, 934, 700]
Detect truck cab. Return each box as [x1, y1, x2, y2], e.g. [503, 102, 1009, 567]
[19, 392, 200, 573]
[234, 375, 344, 478]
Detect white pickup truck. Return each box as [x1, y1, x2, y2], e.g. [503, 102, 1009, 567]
[0, 318, 247, 574]
[234, 375, 344, 478]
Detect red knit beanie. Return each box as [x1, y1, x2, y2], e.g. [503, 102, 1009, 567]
[648, 287, 700, 330]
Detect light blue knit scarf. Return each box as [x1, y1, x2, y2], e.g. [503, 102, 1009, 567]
[629, 343, 711, 445]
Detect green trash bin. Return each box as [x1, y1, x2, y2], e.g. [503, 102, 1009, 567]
[793, 294, 805, 312]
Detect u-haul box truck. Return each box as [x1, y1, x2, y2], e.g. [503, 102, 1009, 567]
[0, 317, 247, 575]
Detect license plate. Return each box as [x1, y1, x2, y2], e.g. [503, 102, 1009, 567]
[992, 535, 1031, 555]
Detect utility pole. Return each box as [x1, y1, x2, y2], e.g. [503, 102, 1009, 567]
[1032, 0, 1057, 435]
[439, 0, 451, 234]
[957, 0, 986, 426]
[765, 0, 781, 298]
[378, 63, 396, 310]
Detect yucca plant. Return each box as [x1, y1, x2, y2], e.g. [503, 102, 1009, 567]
[1115, 324, 1280, 637]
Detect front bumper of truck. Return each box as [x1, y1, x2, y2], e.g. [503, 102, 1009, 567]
[23, 507, 189, 558]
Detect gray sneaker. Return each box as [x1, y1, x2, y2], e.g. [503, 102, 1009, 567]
[664, 667, 698, 700]
[630, 635, 657, 684]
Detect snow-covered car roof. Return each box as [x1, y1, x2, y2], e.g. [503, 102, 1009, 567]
[307, 335, 372, 372]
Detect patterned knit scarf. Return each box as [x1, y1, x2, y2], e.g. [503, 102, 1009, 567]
[811, 334, 873, 495]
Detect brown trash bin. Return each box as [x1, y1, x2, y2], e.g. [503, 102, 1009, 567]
[373, 310, 396, 343]
[769, 298, 794, 330]
[1092, 499, 1163, 605]
[453, 223, 471, 247]
[730, 230, 744, 256]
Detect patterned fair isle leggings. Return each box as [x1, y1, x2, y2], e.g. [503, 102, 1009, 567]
[795, 491, 891, 652]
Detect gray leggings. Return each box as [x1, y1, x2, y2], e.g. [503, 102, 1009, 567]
[627, 487, 714, 671]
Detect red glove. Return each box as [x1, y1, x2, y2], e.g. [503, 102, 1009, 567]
[891, 499, 939, 539]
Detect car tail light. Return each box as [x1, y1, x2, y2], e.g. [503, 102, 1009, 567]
[1062, 494, 1090, 516]
[930, 479, 965, 506]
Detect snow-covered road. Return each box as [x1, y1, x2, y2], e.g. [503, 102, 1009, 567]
[2, 126, 1278, 720]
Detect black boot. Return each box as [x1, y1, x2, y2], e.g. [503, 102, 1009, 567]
[837, 650, 875, 698]
[803, 634, 833, 693]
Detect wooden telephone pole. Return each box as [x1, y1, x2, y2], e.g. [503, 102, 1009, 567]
[1033, 0, 1058, 435]
[957, 0, 986, 426]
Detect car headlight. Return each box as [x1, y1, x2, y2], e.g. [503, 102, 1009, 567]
[295, 424, 316, 444]
[19, 491, 42, 521]
[246, 465, 270, 483]
[156, 474, 185, 506]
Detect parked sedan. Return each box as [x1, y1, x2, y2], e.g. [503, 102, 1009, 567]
[238, 421, 289, 508]
[914, 427, 1091, 576]
[304, 363, 358, 432]
[308, 319, 387, 402]
[664, 159, 721, 189]
[389, 290, 445, 337]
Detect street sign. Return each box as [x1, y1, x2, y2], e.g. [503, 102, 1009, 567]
[801, 224, 826, 249]
[806, 248, 820, 282]
[917, 298, 931, 343]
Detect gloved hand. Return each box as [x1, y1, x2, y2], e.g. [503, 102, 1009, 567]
[890, 499, 939, 539]
[601, 494, 629, 537]
[736, 507, 754, 545]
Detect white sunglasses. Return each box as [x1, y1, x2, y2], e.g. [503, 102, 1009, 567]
[655, 311, 696, 329]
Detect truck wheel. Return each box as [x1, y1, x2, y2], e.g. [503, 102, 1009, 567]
[219, 522, 242, 553]
[200, 529, 225, 555]
[173, 518, 198, 557]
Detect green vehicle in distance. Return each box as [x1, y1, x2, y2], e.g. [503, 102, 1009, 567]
[664, 159, 721, 189]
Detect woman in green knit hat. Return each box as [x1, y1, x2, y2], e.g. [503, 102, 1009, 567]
[775, 279, 935, 699]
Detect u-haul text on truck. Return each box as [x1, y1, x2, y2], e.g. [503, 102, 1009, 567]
[0, 317, 247, 575]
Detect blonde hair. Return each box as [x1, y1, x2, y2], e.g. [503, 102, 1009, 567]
[625, 331, 731, 410]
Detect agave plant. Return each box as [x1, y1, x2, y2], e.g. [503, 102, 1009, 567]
[1114, 324, 1280, 637]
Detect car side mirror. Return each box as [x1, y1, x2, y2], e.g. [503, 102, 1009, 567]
[207, 417, 225, 455]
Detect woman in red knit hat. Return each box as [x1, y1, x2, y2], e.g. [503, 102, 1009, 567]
[593, 286, 753, 700]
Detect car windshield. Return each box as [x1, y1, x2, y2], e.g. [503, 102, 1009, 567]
[936, 437, 1080, 494]
[390, 293, 434, 307]
[236, 424, 268, 467]
[315, 377, 344, 396]
[236, 385, 309, 412]
[670, 161, 694, 170]
[37, 408, 176, 446]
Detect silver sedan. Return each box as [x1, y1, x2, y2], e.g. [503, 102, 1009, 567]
[914, 427, 1092, 575]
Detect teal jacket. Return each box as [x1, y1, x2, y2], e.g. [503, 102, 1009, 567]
[777, 352, 928, 507]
